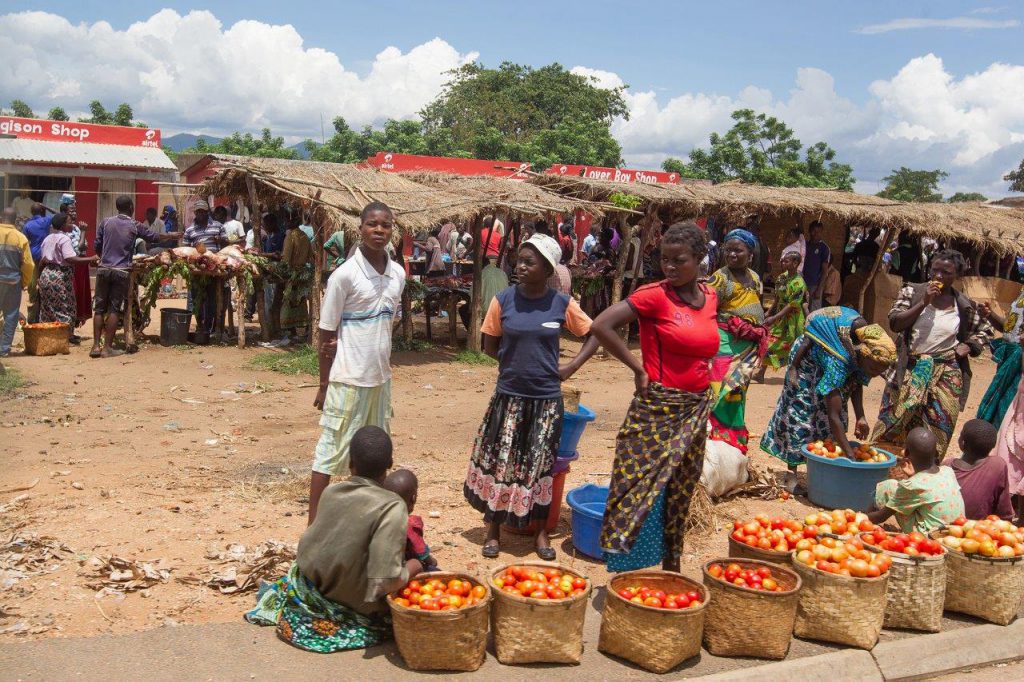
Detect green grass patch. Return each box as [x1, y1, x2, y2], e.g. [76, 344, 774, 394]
[0, 368, 25, 396]
[249, 345, 318, 375]
[454, 350, 497, 366]
[393, 337, 434, 353]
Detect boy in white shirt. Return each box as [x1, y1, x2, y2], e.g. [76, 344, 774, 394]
[308, 201, 405, 523]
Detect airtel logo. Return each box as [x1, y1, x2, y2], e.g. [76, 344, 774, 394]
[145, 129, 156, 140]
[559, 165, 568, 175]
[669, 174, 677, 181]
[384, 153, 393, 163]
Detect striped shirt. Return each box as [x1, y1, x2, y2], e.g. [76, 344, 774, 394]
[183, 221, 225, 253]
[319, 248, 405, 387]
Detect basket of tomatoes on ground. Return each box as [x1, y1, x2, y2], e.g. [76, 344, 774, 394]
[598, 569, 708, 673]
[387, 573, 491, 671]
[861, 528, 946, 632]
[931, 516, 1024, 625]
[805, 438, 891, 463]
[489, 562, 591, 664]
[791, 534, 891, 649]
[701, 559, 801, 659]
[22, 321, 70, 356]
[727, 513, 809, 564]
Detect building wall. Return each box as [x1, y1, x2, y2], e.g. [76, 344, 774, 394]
[135, 180, 159, 220]
[74, 176, 99, 256]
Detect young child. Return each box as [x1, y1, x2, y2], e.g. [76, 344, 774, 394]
[870, 427, 966, 533]
[942, 419, 1014, 520]
[383, 469, 439, 571]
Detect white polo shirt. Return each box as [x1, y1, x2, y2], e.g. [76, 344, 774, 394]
[319, 247, 405, 387]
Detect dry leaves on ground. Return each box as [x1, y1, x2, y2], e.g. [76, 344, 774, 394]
[188, 540, 296, 594]
[82, 556, 172, 594]
[0, 532, 73, 585]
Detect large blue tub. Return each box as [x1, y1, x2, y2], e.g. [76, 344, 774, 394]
[566, 483, 608, 560]
[802, 443, 896, 511]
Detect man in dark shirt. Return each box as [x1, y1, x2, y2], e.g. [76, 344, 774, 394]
[802, 221, 831, 311]
[22, 203, 52, 323]
[744, 215, 770, 279]
[852, 227, 882, 272]
[91, 195, 179, 358]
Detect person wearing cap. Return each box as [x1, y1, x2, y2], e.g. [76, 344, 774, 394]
[161, 205, 178, 233]
[464, 233, 599, 561]
[183, 200, 227, 336]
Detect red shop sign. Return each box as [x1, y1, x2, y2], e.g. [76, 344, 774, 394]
[545, 164, 680, 184]
[0, 116, 161, 147]
[366, 152, 530, 178]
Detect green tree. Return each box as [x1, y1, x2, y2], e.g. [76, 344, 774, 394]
[78, 100, 146, 127]
[419, 62, 627, 167]
[9, 100, 34, 117]
[187, 128, 298, 159]
[876, 167, 948, 203]
[947, 192, 988, 203]
[47, 106, 69, 121]
[1006, 159, 1024, 193]
[660, 109, 855, 190]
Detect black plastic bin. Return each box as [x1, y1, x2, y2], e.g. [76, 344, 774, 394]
[160, 308, 191, 347]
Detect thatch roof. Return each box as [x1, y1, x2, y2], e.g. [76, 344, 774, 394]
[528, 174, 1024, 254]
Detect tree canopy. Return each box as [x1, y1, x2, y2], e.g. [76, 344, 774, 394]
[77, 101, 147, 128]
[1007, 159, 1024, 193]
[661, 109, 855, 190]
[185, 128, 299, 160]
[876, 167, 948, 203]
[947, 191, 988, 203]
[9, 100, 34, 117]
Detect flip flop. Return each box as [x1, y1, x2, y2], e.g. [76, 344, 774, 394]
[481, 543, 500, 559]
[535, 546, 556, 561]
[89, 348, 102, 358]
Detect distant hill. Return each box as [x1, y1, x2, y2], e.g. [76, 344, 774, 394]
[163, 133, 315, 159]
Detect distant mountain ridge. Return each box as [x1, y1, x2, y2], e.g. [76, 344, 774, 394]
[163, 132, 312, 159]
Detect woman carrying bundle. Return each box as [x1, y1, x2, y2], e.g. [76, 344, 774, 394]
[761, 307, 896, 492]
[706, 229, 770, 453]
[591, 222, 720, 572]
[871, 249, 994, 456]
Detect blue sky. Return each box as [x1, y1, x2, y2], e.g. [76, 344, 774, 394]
[2, 2, 1022, 194]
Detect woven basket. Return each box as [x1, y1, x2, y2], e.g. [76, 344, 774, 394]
[939, 547, 1024, 626]
[702, 559, 800, 659]
[387, 572, 490, 671]
[23, 323, 70, 356]
[490, 562, 591, 665]
[873, 542, 946, 632]
[599, 570, 707, 673]
[562, 384, 581, 413]
[791, 558, 888, 649]
[727, 534, 791, 565]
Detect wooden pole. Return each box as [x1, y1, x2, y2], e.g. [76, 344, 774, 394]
[468, 214, 485, 352]
[245, 176, 271, 342]
[309, 201, 324, 347]
[857, 227, 897, 318]
[610, 213, 630, 307]
[215, 282, 224, 339]
[125, 270, 136, 348]
[236, 275, 245, 349]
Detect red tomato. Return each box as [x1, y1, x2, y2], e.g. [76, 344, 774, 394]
[686, 591, 700, 602]
[643, 597, 662, 608]
[571, 578, 587, 590]
[756, 567, 772, 578]
[676, 594, 691, 607]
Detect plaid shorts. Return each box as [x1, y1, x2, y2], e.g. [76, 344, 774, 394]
[312, 381, 393, 476]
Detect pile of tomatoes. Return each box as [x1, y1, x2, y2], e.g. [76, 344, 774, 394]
[806, 439, 888, 463]
[615, 584, 703, 610]
[730, 514, 809, 553]
[392, 577, 487, 611]
[492, 566, 588, 601]
[862, 528, 944, 556]
[24, 321, 66, 329]
[793, 534, 893, 577]
[707, 562, 789, 592]
[802, 509, 878, 537]
[936, 516, 1024, 558]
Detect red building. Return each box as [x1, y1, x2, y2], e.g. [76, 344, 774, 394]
[0, 116, 176, 253]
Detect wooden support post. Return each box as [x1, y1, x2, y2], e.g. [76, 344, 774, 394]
[467, 214, 485, 352]
[215, 282, 224, 339]
[245, 176, 271, 342]
[610, 212, 631, 312]
[309, 196, 323, 347]
[236, 275, 245, 349]
[125, 270, 136, 348]
[857, 228, 897, 319]
[448, 292, 458, 347]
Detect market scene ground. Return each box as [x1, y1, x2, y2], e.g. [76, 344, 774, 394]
[1, 305, 1022, 679]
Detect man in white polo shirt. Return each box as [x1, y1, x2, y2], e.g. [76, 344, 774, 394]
[308, 201, 405, 523]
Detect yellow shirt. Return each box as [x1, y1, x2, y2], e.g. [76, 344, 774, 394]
[0, 222, 33, 287]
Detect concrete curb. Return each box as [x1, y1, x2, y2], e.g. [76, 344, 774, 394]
[690, 618, 1024, 681]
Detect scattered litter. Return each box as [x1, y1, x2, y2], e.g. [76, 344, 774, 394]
[0, 533, 74, 586]
[83, 556, 172, 594]
[0, 494, 30, 514]
[421, 384, 434, 390]
[163, 421, 181, 432]
[190, 541, 296, 594]
[204, 439, 219, 447]
[428, 511, 441, 519]
[179, 398, 205, 405]
[71, 481, 85, 490]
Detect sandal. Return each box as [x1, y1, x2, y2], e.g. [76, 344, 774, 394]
[481, 543, 500, 559]
[535, 546, 556, 561]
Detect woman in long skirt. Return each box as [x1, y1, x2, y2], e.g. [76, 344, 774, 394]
[590, 222, 721, 572]
[37, 214, 97, 338]
[464, 234, 597, 560]
[976, 290, 1024, 427]
[60, 194, 92, 337]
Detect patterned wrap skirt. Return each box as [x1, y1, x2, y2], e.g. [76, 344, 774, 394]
[464, 391, 562, 529]
[37, 264, 76, 326]
[600, 383, 712, 568]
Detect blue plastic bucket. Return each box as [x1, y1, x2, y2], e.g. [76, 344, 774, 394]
[560, 405, 596, 458]
[566, 483, 608, 560]
[802, 443, 896, 511]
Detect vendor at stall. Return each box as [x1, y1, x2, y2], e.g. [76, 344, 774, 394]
[182, 200, 227, 336]
[278, 212, 314, 342]
[871, 249, 994, 457]
[37, 214, 98, 342]
[761, 307, 896, 493]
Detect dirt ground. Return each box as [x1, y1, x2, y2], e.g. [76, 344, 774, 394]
[0, 300, 999, 642]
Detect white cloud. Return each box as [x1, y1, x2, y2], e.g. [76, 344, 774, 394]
[856, 16, 1019, 34]
[0, 10, 477, 136]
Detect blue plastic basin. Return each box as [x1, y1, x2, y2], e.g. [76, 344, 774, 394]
[566, 483, 608, 560]
[560, 405, 596, 458]
[802, 443, 896, 512]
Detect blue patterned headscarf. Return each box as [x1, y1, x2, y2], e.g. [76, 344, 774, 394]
[724, 228, 757, 252]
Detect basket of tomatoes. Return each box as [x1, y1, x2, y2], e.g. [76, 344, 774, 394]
[790, 534, 891, 649]
[701, 559, 801, 659]
[387, 573, 491, 671]
[598, 570, 707, 673]
[727, 514, 809, 564]
[862, 528, 946, 632]
[22, 321, 70, 356]
[489, 562, 591, 664]
[931, 516, 1024, 625]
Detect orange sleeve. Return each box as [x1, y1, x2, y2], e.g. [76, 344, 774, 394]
[565, 298, 592, 337]
[480, 296, 503, 337]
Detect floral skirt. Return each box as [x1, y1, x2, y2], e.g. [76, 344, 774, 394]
[245, 563, 392, 653]
[38, 264, 76, 326]
[463, 391, 562, 529]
